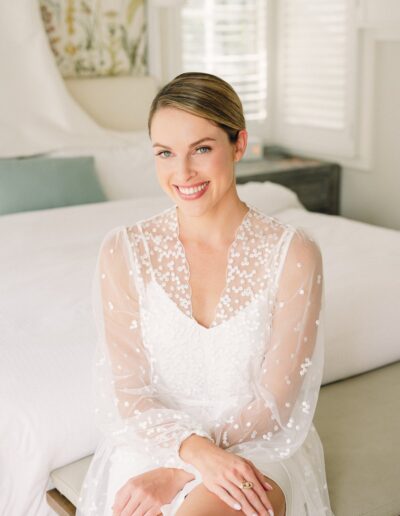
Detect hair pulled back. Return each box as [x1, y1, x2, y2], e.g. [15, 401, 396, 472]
[147, 72, 246, 145]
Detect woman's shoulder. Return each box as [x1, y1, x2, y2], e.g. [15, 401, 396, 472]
[247, 205, 322, 263]
[247, 204, 295, 241]
[125, 205, 176, 237]
[98, 224, 128, 250]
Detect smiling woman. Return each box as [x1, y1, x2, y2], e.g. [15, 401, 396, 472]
[147, 73, 249, 246]
[76, 72, 333, 516]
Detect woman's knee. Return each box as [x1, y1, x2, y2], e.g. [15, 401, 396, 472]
[174, 483, 237, 516]
[174, 475, 286, 516]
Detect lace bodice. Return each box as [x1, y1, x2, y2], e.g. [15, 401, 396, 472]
[92, 203, 325, 473]
[130, 205, 284, 329]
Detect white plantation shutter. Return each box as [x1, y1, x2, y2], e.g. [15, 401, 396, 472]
[180, 0, 268, 122]
[276, 0, 357, 157]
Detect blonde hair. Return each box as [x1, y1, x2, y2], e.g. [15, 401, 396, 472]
[148, 72, 246, 144]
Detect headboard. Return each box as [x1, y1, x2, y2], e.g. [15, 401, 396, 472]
[64, 75, 160, 132]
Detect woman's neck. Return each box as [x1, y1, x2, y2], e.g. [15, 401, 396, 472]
[176, 194, 249, 249]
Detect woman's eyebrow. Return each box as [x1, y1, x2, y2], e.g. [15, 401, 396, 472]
[152, 137, 217, 149]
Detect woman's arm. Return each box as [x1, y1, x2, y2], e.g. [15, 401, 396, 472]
[111, 466, 197, 516]
[205, 227, 325, 460]
[93, 226, 214, 471]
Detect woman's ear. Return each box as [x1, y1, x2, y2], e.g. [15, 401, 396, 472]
[233, 129, 248, 162]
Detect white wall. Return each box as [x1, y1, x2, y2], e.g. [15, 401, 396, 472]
[341, 41, 400, 230]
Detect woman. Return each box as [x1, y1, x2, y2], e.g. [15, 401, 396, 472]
[76, 72, 333, 516]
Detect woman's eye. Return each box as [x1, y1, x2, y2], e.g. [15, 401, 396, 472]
[156, 150, 172, 158]
[156, 146, 211, 158]
[196, 146, 211, 154]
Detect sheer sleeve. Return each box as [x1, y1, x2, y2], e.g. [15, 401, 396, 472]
[92, 226, 215, 471]
[210, 227, 325, 461]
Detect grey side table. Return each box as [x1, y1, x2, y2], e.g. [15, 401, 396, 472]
[236, 149, 341, 216]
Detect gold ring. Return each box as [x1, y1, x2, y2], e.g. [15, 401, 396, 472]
[240, 480, 254, 489]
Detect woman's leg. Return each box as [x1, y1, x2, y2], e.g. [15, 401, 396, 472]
[175, 475, 286, 516]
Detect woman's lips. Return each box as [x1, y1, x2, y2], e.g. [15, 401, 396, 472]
[174, 181, 210, 201]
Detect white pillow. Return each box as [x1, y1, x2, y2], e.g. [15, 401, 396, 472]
[47, 130, 161, 200]
[237, 181, 304, 214]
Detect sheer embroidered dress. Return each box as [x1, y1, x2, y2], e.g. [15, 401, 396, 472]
[76, 203, 334, 516]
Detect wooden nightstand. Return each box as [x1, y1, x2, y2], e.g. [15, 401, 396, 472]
[236, 148, 341, 216]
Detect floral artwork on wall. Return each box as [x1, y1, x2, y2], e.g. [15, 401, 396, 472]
[39, 0, 147, 78]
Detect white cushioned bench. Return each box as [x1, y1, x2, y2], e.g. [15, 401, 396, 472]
[47, 360, 400, 516]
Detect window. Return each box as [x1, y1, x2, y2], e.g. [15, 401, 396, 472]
[151, 0, 359, 161]
[181, 0, 268, 123]
[275, 0, 358, 158]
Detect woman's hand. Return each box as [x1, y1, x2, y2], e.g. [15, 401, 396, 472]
[179, 435, 275, 516]
[112, 467, 195, 516]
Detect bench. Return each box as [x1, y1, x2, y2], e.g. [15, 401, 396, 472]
[47, 360, 400, 516]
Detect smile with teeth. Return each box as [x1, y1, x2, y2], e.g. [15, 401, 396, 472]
[175, 182, 209, 195]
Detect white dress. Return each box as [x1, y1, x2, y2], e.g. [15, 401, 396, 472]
[76, 202, 334, 516]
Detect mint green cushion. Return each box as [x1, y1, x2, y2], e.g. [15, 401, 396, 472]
[0, 156, 106, 215]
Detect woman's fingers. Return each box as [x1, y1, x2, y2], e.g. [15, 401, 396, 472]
[254, 468, 274, 492]
[212, 484, 243, 511]
[142, 508, 162, 516]
[262, 475, 274, 491]
[242, 458, 274, 491]
[224, 481, 261, 516]
[120, 494, 140, 516]
[231, 466, 274, 515]
[112, 489, 131, 515]
[242, 480, 274, 515]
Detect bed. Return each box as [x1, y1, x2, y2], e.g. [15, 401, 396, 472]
[1, 75, 400, 516]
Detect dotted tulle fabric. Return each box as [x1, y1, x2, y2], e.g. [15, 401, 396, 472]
[76, 203, 333, 515]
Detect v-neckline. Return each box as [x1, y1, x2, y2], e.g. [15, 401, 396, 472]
[150, 278, 266, 334]
[172, 203, 252, 331]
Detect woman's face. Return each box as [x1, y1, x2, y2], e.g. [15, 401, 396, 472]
[150, 107, 247, 215]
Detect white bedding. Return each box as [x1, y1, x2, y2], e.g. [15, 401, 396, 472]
[1, 181, 399, 515]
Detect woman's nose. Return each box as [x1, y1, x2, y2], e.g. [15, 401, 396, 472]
[175, 157, 196, 182]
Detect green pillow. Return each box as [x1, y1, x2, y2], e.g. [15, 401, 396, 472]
[0, 156, 107, 215]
